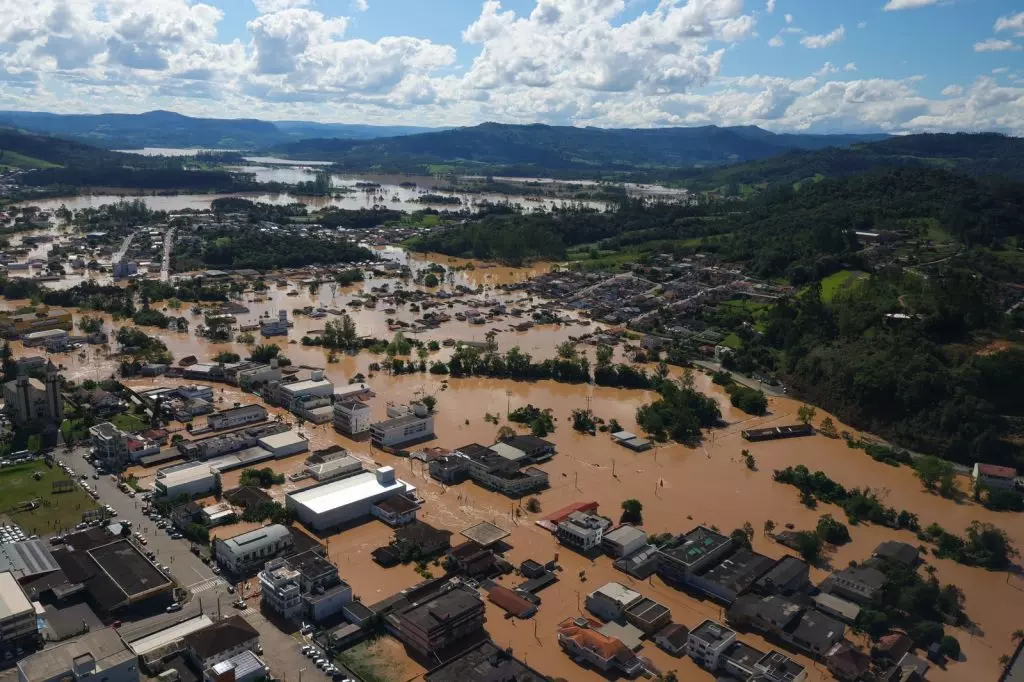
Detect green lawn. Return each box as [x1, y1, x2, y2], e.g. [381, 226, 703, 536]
[0, 461, 99, 535]
[111, 411, 150, 433]
[722, 332, 743, 349]
[0, 150, 61, 170]
[335, 639, 396, 682]
[820, 269, 867, 302]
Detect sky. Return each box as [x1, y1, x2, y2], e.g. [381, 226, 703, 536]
[0, 0, 1022, 134]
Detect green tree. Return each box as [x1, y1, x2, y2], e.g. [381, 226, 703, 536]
[794, 530, 822, 563]
[620, 499, 643, 524]
[497, 425, 516, 441]
[797, 404, 816, 425]
[816, 514, 852, 545]
[914, 456, 955, 492]
[940, 635, 961, 659]
[525, 497, 541, 513]
[421, 395, 437, 413]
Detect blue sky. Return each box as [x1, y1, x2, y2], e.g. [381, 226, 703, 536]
[0, 0, 1021, 133]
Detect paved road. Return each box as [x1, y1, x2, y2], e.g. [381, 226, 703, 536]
[56, 447, 338, 682]
[160, 228, 175, 282]
[112, 234, 134, 264]
[692, 359, 787, 397]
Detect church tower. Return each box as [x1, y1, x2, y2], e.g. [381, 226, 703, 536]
[44, 360, 63, 424]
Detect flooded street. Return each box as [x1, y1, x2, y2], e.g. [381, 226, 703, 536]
[2, 246, 1020, 682]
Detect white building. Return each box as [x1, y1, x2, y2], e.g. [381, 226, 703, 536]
[258, 551, 352, 623]
[213, 524, 294, 574]
[21, 328, 68, 348]
[236, 361, 282, 391]
[0, 571, 37, 652]
[686, 620, 737, 671]
[371, 403, 434, 449]
[556, 511, 609, 553]
[17, 628, 139, 682]
[260, 310, 289, 337]
[585, 582, 644, 622]
[286, 467, 416, 531]
[207, 404, 267, 430]
[175, 385, 214, 401]
[333, 382, 374, 402]
[257, 430, 309, 457]
[279, 374, 334, 406]
[155, 462, 217, 499]
[333, 399, 372, 436]
[89, 422, 128, 464]
[203, 650, 268, 682]
[602, 525, 649, 558]
[305, 454, 364, 482]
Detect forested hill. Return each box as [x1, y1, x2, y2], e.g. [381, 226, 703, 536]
[0, 110, 434, 149]
[0, 127, 131, 168]
[681, 132, 1024, 189]
[268, 122, 888, 172]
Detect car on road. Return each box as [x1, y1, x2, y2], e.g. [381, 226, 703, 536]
[160, 564, 171, 573]
[233, 600, 246, 609]
[139, 537, 147, 545]
[166, 603, 182, 613]
[128, 491, 136, 498]
[315, 659, 326, 669]
[92, 473, 99, 479]
[226, 585, 235, 594]
[211, 566, 220, 575]
[170, 532, 183, 540]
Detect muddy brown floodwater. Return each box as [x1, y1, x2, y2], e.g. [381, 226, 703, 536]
[4, 254, 1021, 682]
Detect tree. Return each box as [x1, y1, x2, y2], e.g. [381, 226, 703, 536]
[620, 499, 643, 524]
[424, 273, 439, 287]
[525, 497, 541, 513]
[571, 409, 596, 434]
[742, 449, 757, 471]
[819, 416, 838, 438]
[794, 530, 822, 563]
[914, 455, 954, 492]
[497, 425, 516, 441]
[250, 344, 280, 363]
[816, 514, 851, 545]
[797, 404, 816, 425]
[763, 519, 776, 536]
[940, 635, 961, 659]
[421, 395, 437, 413]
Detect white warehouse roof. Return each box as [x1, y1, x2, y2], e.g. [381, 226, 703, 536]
[288, 469, 412, 515]
[281, 379, 333, 394]
[258, 430, 308, 451]
[158, 463, 214, 486]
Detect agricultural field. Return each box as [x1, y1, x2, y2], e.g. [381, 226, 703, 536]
[819, 269, 867, 302]
[0, 460, 98, 536]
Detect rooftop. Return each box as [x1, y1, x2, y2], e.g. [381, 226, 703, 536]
[697, 547, 776, 595]
[592, 581, 642, 607]
[17, 628, 135, 681]
[184, 614, 259, 661]
[126, 614, 215, 656]
[756, 650, 807, 682]
[754, 555, 808, 593]
[288, 470, 409, 515]
[604, 524, 648, 547]
[287, 549, 337, 580]
[691, 619, 736, 647]
[424, 639, 545, 682]
[661, 526, 731, 567]
[373, 413, 430, 429]
[399, 586, 483, 633]
[258, 430, 308, 450]
[208, 649, 266, 680]
[872, 541, 920, 566]
[281, 378, 334, 394]
[221, 524, 291, 554]
[656, 623, 690, 649]
[0, 539, 60, 581]
[0, 571, 33, 621]
[488, 586, 536, 618]
[88, 539, 172, 599]
[725, 640, 765, 673]
[460, 521, 511, 548]
[625, 597, 670, 626]
[374, 494, 421, 515]
[489, 441, 529, 462]
[158, 462, 215, 487]
[789, 608, 845, 651]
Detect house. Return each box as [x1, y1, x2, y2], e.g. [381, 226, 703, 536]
[689, 547, 776, 604]
[871, 541, 920, 567]
[654, 623, 689, 656]
[16, 628, 138, 682]
[258, 550, 351, 623]
[827, 642, 872, 681]
[657, 526, 734, 585]
[448, 542, 500, 578]
[812, 592, 862, 624]
[203, 650, 269, 682]
[686, 619, 737, 671]
[753, 555, 810, 596]
[556, 511, 611, 553]
[487, 586, 536, 619]
[624, 597, 672, 634]
[385, 584, 486, 657]
[390, 521, 453, 559]
[556, 616, 644, 678]
[492, 435, 555, 462]
[728, 595, 845, 658]
[586, 582, 643, 622]
[972, 463, 1018, 491]
[184, 615, 259, 671]
[602, 525, 648, 558]
[423, 639, 546, 682]
[213, 524, 294, 574]
[821, 565, 888, 604]
[333, 399, 373, 436]
[873, 632, 912, 662]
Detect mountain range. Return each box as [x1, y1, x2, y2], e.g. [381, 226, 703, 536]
[0, 110, 434, 150]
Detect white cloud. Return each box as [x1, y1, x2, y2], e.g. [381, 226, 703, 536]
[857, 21, 867, 29]
[994, 11, 1024, 36]
[974, 38, 1021, 52]
[765, 0, 775, 14]
[784, 13, 793, 24]
[941, 84, 962, 96]
[352, 0, 369, 10]
[800, 25, 844, 48]
[992, 67, 1009, 74]
[252, 0, 312, 13]
[883, 0, 942, 11]
[813, 61, 838, 77]
[768, 35, 784, 47]
[844, 62, 857, 72]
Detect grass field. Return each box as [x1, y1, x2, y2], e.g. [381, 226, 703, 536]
[0, 150, 61, 170]
[335, 639, 396, 682]
[0, 461, 98, 535]
[111, 411, 149, 433]
[820, 269, 867, 302]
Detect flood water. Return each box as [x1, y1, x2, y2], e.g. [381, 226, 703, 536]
[3, 252, 1020, 682]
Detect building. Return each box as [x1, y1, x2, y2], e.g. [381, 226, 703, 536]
[22, 328, 69, 349]
[753, 555, 811, 596]
[610, 430, 653, 452]
[602, 525, 648, 558]
[585, 582, 643, 622]
[386, 583, 485, 657]
[871, 541, 921, 567]
[557, 511, 610, 553]
[449, 443, 549, 497]
[184, 615, 259, 671]
[754, 650, 809, 682]
[259, 310, 290, 337]
[286, 467, 416, 531]
[89, 422, 129, 464]
[3, 362, 63, 427]
[0, 307, 72, 338]
[390, 521, 453, 559]
[654, 623, 690, 656]
[821, 565, 888, 605]
[689, 547, 776, 603]
[203, 650, 269, 682]
[371, 494, 421, 526]
[657, 526, 734, 585]
[728, 595, 846, 658]
[614, 544, 661, 579]
[827, 642, 872, 681]
[155, 462, 217, 499]
[236, 362, 282, 391]
[279, 374, 334, 407]
[258, 550, 351, 622]
[0, 540, 60, 583]
[972, 463, 1019, 491]
[371, 406, 434, 449]
[813, 592, 862, 624]
[207, 404, 267, 431]
[304, 452, 364, 482]
[333, 382, 374, 403]
[0, 571, 37, 652]
[333, 399, 373, 436]
[200, 502, 238, 527]
[16, 628, 138, 682]
[687, 619, 737, 671]
[556, 616, 643, 678]
[256, 430, 308, 457]
[291, 394, 334, 424]
[213, 524, 294, 574]
[487, 586, 537, 619]
[624, 597, 672, 634]
[495, 435, 555, 462]
[423, 639, 545, 682]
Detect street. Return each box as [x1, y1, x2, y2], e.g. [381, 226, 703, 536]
[57, 446, 338, 682]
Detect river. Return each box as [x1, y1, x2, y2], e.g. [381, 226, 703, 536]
[1, 251, 1018, 682]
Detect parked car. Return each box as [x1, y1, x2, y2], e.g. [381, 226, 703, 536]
[166, 603, 182, 613]
[211, 566, 220, 575]
[226, 585, 235, 594]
